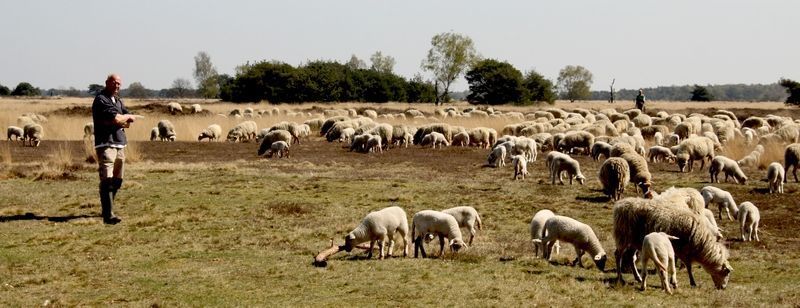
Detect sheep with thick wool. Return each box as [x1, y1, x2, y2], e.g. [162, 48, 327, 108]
[452, 131, 470, 147]
[700, 186, 739, 221]
[265, 140, 290, 158]
[227, 121, 258, 142]
[411, 210, 467, 258]
[648, 145, 677, 163]
[257, 130, 293, 156]
[197, 124, 222, 142]
[709, 156, 748, 184]
[535, 215, 607, 271]
[7, 126, 23, 141]
[620, 153, 653, 195]
[640, 232, 680, 294]
[513, 137, 538, 162]
[767, 162, 785, 193]
[599, 157, 630, 201]
[530, 209, 561, 258]
[675, 137, 716, 172]
[487, 144, 507, 167]
[342, 206, 409, 260]
[22, 123, 43, 147]
[737, 202, 760, 242]
[421, 132, 449, 149]
[440, 206, 482, 246]
[785, 143, 800, 183]
[547, 151, 586, 185]
[557, 131, 595, 155]
[157, 120, 177, 141]
[591, 141, 612, 161]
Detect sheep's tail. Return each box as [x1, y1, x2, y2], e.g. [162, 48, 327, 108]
[475, 213, 482, 230]
[646, 245, 668, 273]
[411, 220, 416, 241]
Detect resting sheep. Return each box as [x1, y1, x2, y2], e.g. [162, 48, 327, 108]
[23, 123, 43, 147]
[767, 162, 785, 193]
[411, 210, 467, 258]
[512, 155, 528, 180]
[530, 209, 561, 258]
[547, 152, 586, 185]
[700, 186, 738, 221]
[7, 126, 23, 141]
[640, 232, 679, 294]
[265, 140, 290, 158]
[737, 202, 760, 242]
[599, 157, 630, 201]
[708, 156, 748, 184]
[197, 124, 222, 142]
[157, 120, 177, 141]
[342, 206, 409, 260]
[785, 143, 800, 183]
[536, 215, 607, 271]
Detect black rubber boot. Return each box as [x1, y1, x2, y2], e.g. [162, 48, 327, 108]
[100, 179, 121, 224]
[111, 178, 123, 200]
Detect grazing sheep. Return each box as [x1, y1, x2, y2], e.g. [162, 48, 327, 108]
[411, 210, 467, 258]
[701, 208, 724, 240]
[440, 206, 482, 246]
[613, 198, 733, 289]
[421, 132, 449, 149]
[338, 127, 355, 143]
[157, 120, 177, 141]
[513, 137, 538, 162]
[610, 142, 636, 157]
[342, 206, 410, 260]
[591, 141, 612, 161]
[737, 151, 761, 168]
[599, 157, 630, 201]
[468, 127, 493, 148]
[737, 202, 760, 242]
[785, 143, 800, 183]
[349, 134, 370, 153]
[620, 153, 653, 195]
[265, 140, 290, 158]
[675, 137, 716, 172]
[190, 104, 202, 114]
[83, 122, 94, 140]
[647, 146, 676, 163]
[197, 124, 222, 142]
[23, 123, 43, 147]
[640, 232, 679, 294]
[512, 155, 528, 180]
[557, 131, 595, 155]
[452, 131, 470, 147]
[767, 162, 785, 193]
[149, 127, 158, 141]
[7, 126, 23, 141]
[530, 209, 561, 258]
[413, 123, 453, 145]
[700, 186, 739, 221]
[167, 102, 183, 114]
[227, 121, 258, 142]
[548, 152, 586, 185]
[366, 134, 383, 153]
[257, 130, 293, 156]
[319, 116, 350, 136]
[708, 156, 747, 184]
[537, 215, 607, 271]
[487, 145, 507, 167]
[365, 123, 393, 150]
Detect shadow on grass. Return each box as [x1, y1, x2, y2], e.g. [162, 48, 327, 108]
[750, 187, 770, 194]
[0, 212, 95, 223]
[576, 195, 612, 203]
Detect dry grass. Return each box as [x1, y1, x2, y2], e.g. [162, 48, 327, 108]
[124, 141, 143, 163]
[0, 141, 11, 165]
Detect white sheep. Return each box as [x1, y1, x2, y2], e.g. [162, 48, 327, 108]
[366, 134, 383, 153]
[149, 127, 158, 141]
[591, 141, 612, 161]
[547, 152, 586, 185]
[700, 186, 739, 221]
[167, 102, 183, 114]
[537, 215, 607, 271]
[349, 134, 370, 152]
[512, 155, 528, 180]
[421, 132, 449, 149]
[227, 121, 258, 142]
[675, 137, 716, 172]
[197, 124, 222, 142]
[557, 131, 595, 155]
[708, 156, 748, 184]
[440, 206, 482, 246]
[23, 123, 43, 147]
[257, 130, 293, 156]
[190, 104, 202, 114]
[701, 208, 724, 240]
[342, 206, 410, 259]
[620, 153, 653, 195]
[487, 145, 507, 167]
[411, 210, 467, 258]
[452, 131, 470, 147]
[599, 157, 630, 201]
[640, 232, 679, 294]
[266, 140, 290, 158]
[338, 127, 355, 143]
[530, 209, 560, 258]
[654, 131, 664, 146]
[647, 145, 677, 163]
[83, 122, 94, 140]
[157, 120, 177, 141]
[513, 137, 538, 162]
[767, 162, 785, 193]
[7, 126, 23, 141]
[737, 202, 760, 242]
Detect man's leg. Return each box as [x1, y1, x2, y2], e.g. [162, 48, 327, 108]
[97, 147, 121, 224]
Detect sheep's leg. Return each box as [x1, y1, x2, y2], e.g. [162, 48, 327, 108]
[660, 265, 671, 294]
[367, 240, 375, 259]
[627, 249, 643, 282]
[640, 256, 648, 291]
[685, 259, 697, 287]
[615, 248, 626, 285]
[438, 235, 446, 258]
[754, 220, 760, 242]
[572, 249, 584, 267]
[414, 236, 427, 258]
[378, 239, 385, 260]
[468, 226, 476, 246]
[669, 256, 678, 289]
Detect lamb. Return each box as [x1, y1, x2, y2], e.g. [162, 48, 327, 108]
[364, 123, 393, 150]
[675, 137, 716, 172]
[613, 197, 733, 289]
[197, 124, 222, 142]
[23, 123, 43, 147]
[512, 155, 528, 180]
[149, 127, 158, 141]
[785, 143, 800, 183]
[366, 134, 383, 153]
[349, 134, 370, 152]
[640, 232, 679, 294]
[265, 140, 290, 158]
[737, 151, 761, 168]
[7, 126, 23, 141]
[83, 122, 94, 140]
[487, 145, 507, 167]
[529, 209, 561, 258]
[547, 152, 586, 185]
[620, 153, 653, 195]
[708, 156, 747, 184]
[599, 157, 630, 201]
[421, 132, 449, 149]
[257, 130, 293, 156]
[591, 141, 612, 161]
[513, 137, 538, 162]
[452, 131, 470, 147]
[342, 206, 410, 260]
[765, 162, 785, 194]
[227, 121, 258, 142]
[338, 127, 355, 143]
[700, 186, 739, 221]
[440, 206, 483, 246]
[411, 210, 467, 258]
[157, 120, 177, 141]
[167, 102, 183, 114]
[647, 145, 677, 163]
[537, 215, 607, 271]
[737, 202, 760, 242]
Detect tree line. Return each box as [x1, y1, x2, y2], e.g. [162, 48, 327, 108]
[590, 83, 788, 102]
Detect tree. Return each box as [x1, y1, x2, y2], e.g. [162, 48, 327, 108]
[194, 51, 219, 98]
[779, 78, 800, 106]
[690, 84, 714, 102]
[171, 78, 194, 98]
[421, 32, 480, 105]
[11, 82, 40, 96]
[0, 83, 10, 96]
[126, 82, 149, 98]
[464, 59, 524, 105]
[523, 70, 557, 104]
[556, 65, 593, 102]
[345, 54, 366, 70]
[370, 51, 395, 74]
[88, 84, 104, 95]
[406, 74, 436, 103]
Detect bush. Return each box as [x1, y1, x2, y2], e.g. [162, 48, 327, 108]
[465, 59, 525, 105]
[11, 82, 40, 96]
[780, 78, 800, 106]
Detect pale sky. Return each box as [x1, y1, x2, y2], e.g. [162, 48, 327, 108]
[1, 0, 797, 93]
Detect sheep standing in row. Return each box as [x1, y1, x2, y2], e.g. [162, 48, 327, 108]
[157, 120, 177, 141]
[785, 143, 800, 183]
[197, 124, 222, 142]
[536, 215, 607, 271]
[411, 210, 467, 258]
[513, 137, 538, 162]
[342, 206, 409, 260]
[7, 126, 23, 141]
[440, 206, 482, 246]
[23, 123, 43, 147]
[452, 131, 470, 147]
[640, 232, 679, 294]
[613, 198, 732, 289]
[265, 140, 290, 158]
[767, 162, 785, 193]
[737, 202, 760, 242]
[349, 134, 370, 152]
[708, 156, 748, 184]
[167, 102, 183, 114]
[547, 152, 586, 185]
[530, 209, 560, 258]
[700, 186, 739, 221]
[512, 155, 528, 180]
[599, 157, 630, 201]
[557, 131, 595, 155]
[83, 122, 94, 140]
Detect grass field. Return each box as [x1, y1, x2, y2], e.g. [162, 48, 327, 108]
[1, 98, 800, 306]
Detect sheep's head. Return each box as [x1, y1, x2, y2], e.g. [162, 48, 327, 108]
[639, 182, 654, 198]
[711, 261, 733, 290]
[449, 238, 467, 253]
[676, 154, 690, 172]
[575, 174, 586, 185]
[593, 253, 608, 272]
[342, 234, 356, 252]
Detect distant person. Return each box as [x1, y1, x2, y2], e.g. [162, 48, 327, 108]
[92, 74, 137, 224]
[635, 89, 646, 112]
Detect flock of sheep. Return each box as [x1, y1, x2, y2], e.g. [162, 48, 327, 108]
[6, 113, 46, 147]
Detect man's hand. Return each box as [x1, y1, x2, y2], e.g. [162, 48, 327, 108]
[114, 114, 136, 127]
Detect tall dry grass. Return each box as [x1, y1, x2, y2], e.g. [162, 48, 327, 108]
[0, 142, 11, 165]
[34, 141, 81, 181]
[124, 141, 143, 163]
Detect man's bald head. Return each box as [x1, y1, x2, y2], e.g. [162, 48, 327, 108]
[105, 74, 122, 96]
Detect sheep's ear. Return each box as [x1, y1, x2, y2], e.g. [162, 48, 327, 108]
[594, 253, 605, 261]
[345, 234, 355, 240]
[667, 235, 679, 240]
[723, 262, 733, 272]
